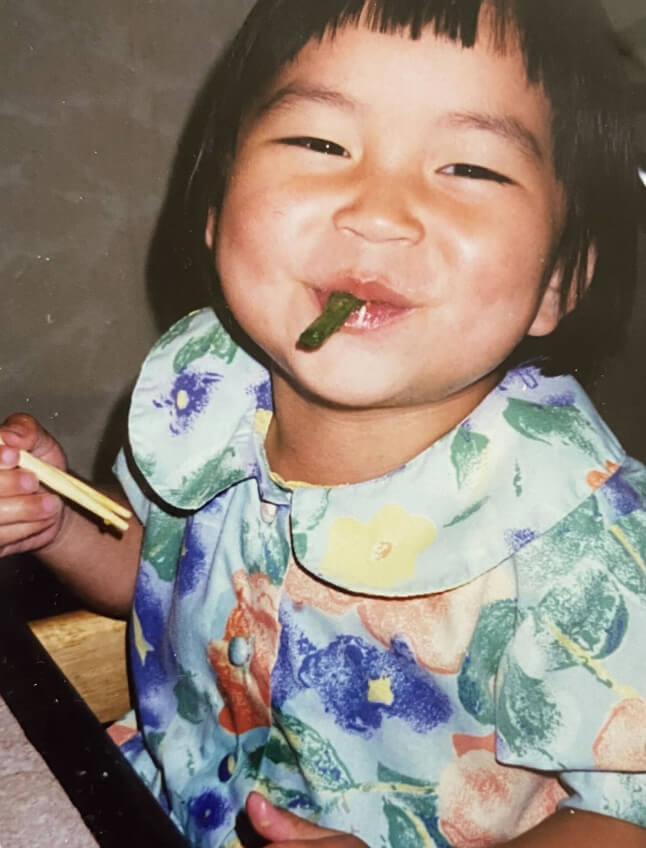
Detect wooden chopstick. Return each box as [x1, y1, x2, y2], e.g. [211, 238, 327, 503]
[0, 436, 131, 532]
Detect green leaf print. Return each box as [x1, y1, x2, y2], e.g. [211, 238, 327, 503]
[292, 532, 308, 559]
[147, 730, 165, 757]
[291, 492, 331, 563]
[135, 452, 157, 478]
[608, 513, 646, 596]
[292, 490, 331, 533]
[513, 461, 523, 497]
[523, 490, 646, 600]
[156, 314, 194, 349]
[603, 775, 646, 828]
[241, 517, 290, 585]
[503, 398, 602, 461]
[535, 568, 629, 670]
[170, 448, 244, 506]
[263, 733, 300, 770]
[496, 661, 561, 758]
[174, 668, 209, 724]
[443, 497, 489, 528]
[383, 800, 435, 848]
[173, 323, 237, 372]
[513, 497, 606, 583]
[457, 599, 517, 724]
[377, 764, 429, 789]
[272, 712, 355, 791]
[242, 744, 320, 813]
[141, 509, 185, 581]
[249, 772, 320, 814]
[377, 766, 450, 848]
[450, 426, 489, 489]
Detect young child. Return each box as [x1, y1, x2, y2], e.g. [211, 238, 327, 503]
[1, 1, 645, 846]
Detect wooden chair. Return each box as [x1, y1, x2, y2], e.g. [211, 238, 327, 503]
[28, 610, 130, 724]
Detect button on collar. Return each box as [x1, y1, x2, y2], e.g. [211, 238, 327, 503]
[260, 501, 278, 524]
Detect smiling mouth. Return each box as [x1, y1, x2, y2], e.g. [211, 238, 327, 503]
[340, 300, 411, 330]
[313, 282, 414, 332]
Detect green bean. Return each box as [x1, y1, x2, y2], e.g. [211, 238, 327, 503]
[298, 292, 365, 349]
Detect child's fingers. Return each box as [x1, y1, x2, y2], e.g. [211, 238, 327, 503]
[0, 492, 62, 529]
[0, 493, 62, 557]
[245, 792, 350, 844]
[0, 484, 63, 528]
[0, 413, 67, 469]
[0, 468, 38, 495]
[0, 516, 59, 549]
[0, 413, 40, 448]
[0, 447, 23, 472]
[0, 518, 63, 559]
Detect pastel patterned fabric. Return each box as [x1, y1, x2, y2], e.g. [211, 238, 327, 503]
[112, 308, 646, 848]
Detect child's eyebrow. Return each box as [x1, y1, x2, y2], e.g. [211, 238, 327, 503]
[440, 111, 545, 163]
[252, 85, 545, 166]
[253, 82, 358, 119]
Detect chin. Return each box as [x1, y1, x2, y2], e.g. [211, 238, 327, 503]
[295, 373, 413, 410]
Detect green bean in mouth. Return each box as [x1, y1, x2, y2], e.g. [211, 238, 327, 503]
[297, 291, 365, 350]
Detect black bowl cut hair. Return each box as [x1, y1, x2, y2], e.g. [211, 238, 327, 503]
[187, 0, 640, 376]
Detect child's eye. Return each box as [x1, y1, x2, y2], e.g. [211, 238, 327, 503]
[443, 163, 512, 184]
[280, 137, 350, 157]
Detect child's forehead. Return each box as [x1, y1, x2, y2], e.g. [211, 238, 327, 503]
[270, 10, 532, 97]
[260, 16, 545, 123]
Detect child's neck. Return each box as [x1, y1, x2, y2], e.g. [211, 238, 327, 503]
[265, 370, 499, 486]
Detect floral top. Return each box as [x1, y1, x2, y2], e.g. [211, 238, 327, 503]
[112, 308, 646, 848]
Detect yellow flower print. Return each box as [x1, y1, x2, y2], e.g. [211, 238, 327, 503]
[133, 607, 153, 664]
[318, 504, 436, 589]
[367, 677, 394, 706]
[254, 409, 272, 438]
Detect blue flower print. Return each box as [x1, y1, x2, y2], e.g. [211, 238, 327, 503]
[153, 370, 222, 435]
[187, 788, 231, 834]
[505, 527, 536, 553]
[598, 468, 643, 518]
[298, 634, 452, 737]
[177, 513, 214, 597]
[249, 378, 273, 411]
[544, 391, 576, 407]
[271, 611, 315, 706]
[498, 364, 541, 393]
[131, 570, 178, 730]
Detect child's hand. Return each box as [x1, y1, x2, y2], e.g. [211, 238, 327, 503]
[245, 792, 369, 847]
[0, 413, 68, 558]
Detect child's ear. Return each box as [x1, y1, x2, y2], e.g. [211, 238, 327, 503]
[204, 208, 217, 251]
[527, 245, 597, 337]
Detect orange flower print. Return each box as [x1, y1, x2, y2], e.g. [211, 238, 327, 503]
[284, 558, 357, 616]
[107, 719, 139, 747]
[452, 732, 496, 758]
[437, 744, 565, 847]
[207, 570, 281, 735]
[586, 460, 620, 491]
[359, 567, 513, 674]
[593, 698, 646, 770]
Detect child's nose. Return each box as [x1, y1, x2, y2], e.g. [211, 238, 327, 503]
[332, 174, 425, 245]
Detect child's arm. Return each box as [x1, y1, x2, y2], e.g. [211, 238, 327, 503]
[503, 808, 646, 846]
[245, 795, 646, 847]
[0, 414, 142, 618]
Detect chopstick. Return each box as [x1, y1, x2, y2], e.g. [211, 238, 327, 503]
[0, 436, 131, 532]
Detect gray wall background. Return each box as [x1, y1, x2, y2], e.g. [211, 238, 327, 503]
[1, 0, 645, 482]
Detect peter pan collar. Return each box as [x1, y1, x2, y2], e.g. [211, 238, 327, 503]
[128, 308, 627, 597]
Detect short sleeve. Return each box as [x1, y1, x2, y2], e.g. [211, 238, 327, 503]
[112, 447, 151, 525]
[493, 471, 646, 826]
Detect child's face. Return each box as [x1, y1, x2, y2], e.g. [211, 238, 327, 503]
[210, 17, 567, 412]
